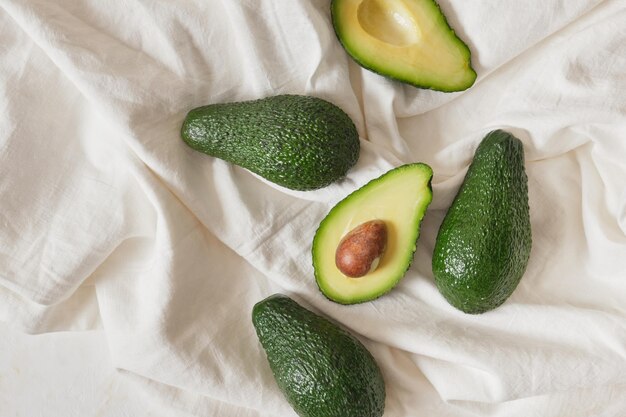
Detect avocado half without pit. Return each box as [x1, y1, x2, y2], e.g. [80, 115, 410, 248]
[313, 163, 433, 304]
[331, 0, 477, 92]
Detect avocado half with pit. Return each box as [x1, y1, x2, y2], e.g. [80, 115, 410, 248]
[331, 0, 477, 92]
[313, 163, 433, 304]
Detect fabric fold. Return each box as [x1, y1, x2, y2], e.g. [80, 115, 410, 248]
[1, 0, 625, 416]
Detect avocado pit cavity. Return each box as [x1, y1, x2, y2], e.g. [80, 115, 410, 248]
[335, 220, 388, 277]
[357, 0, 421, 46]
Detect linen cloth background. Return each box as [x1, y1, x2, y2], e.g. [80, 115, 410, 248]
[1, 0, 625, 415]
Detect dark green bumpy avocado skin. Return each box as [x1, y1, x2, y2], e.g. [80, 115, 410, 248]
[181, 95, 360, 191]
[432, 130, 532, 314]
[252, 294, 385, 417]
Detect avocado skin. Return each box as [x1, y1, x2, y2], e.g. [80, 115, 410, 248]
[252, 294, 385, 417]
[432, 130, 531, 314]
[181, 95, 360, 191]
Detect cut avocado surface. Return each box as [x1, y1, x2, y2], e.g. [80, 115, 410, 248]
[313, 163, 433, 304]
[331, 0, 476, 91]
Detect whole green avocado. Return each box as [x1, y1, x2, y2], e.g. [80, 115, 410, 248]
[252, 294, 385, 417]
[181, 95, 360, 191]
[432, 130, 532, 314]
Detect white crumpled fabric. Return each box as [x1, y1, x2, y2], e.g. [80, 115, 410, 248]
[1, 0, 625, 415]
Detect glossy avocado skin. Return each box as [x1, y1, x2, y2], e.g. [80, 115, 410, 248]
[181, 95, 360, 191]
[252, 294, 385, 417]
[432, 130, 531, 314]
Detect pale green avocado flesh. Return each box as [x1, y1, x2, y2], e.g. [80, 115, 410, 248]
[331, 0, 477, 92]
[313, 163, 433, 304]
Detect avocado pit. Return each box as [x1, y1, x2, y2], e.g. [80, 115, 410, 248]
[335, 220, 388, 278]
